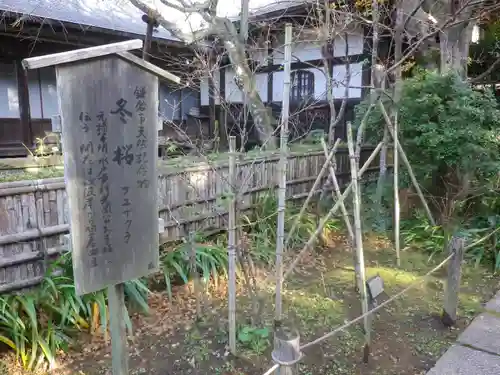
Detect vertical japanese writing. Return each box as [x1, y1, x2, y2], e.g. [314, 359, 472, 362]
[122, 186, 132, 244]
[79, 112, 91, 132]
[96, 111, 112, 255]
[110, 98, 132, 124]
[79, 112, 98, 268]
[134, 86, 150, 189]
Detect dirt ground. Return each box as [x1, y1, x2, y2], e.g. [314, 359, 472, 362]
[3, 234, 499, 375]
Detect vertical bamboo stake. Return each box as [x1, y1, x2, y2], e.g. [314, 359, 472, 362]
[189, 231, 201, 318]
[228, 136, 237, 354]
[377, 101, 435, 226]
[373, 0, 387, 219]
[284, 141, 340, 250]
[320, 138, 362, 292]
[240, 0, 249, 151]
[275, 23, 292, 323]
[393, 6, 404, 267]
[347, 122, 370, 363]
[393, 112, 401, 267]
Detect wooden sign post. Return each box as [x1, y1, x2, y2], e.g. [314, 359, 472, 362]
[22, 40, 180, 375]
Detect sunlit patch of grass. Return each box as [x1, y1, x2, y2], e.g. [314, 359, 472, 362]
[459, 293, 484, 319]
[366, 266, 419, 286]
[284, 291, 344, 332]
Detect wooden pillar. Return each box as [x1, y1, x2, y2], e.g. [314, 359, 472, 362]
[442, 236, 465, 327]
[141, 15, 158, 62]
[16, 60, 32, 148]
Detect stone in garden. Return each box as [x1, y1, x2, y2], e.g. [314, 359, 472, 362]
[426, 344, 500, 375]
[457, 313, 500, 355]
[485, 290, 500, 313]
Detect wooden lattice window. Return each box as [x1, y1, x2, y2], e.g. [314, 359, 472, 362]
[290, 70, 314, 103]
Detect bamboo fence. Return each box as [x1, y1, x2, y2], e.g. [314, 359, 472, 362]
[0, 147, 377, 293]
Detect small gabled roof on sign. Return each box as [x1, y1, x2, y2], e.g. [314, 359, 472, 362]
[21, 39, 181, 84]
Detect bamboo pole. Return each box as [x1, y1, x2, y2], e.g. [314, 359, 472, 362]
[393, 7, 404, 267]
[189, 231, 201, 318]
[347, 122, 371, 363]
[275, 23, 292, 323]
[377, 100, 435, 226]
[228, 136, 237, 354]
[394, 112, 401, 266]
[240, 0, 249, 152]
[283, 142, 383, 281]
[320, 138, 362, 292]
[372, 0, 387, 221]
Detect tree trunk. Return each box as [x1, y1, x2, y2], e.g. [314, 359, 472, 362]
[440, 23, 474, 79]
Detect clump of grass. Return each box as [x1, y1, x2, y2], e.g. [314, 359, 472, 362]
[0, 253, 150, 371]
[160, 235, 229, 299]
[241, 191, 318, 252]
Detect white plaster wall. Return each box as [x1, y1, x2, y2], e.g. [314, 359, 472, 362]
[273, 41, 324, 65]
[273, 26, 364, 64]
[333, 28, 364, 57]
[225, 69, 268, 103]
[273, 67, 327, 102]
[332, 62, 363, 99]
[0, 63, 20, 118]
[198, 26, 365, 105]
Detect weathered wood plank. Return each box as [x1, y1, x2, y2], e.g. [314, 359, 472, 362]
[116, 52, 181, 84]
[108, 283, 129, 375]
[22, 40, 143, 70]
[57, 55, 159, 295]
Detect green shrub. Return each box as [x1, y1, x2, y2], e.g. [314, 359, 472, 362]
[356, 70, 500, 231]
[356, 71, 500, 184]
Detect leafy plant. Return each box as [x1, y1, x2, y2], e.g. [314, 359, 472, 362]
[0, 252, 150, 370]
[237, 325, 270, 354]
[400, 212, 446, 257]
[241, 191, 317, 252]
[160, 234, 228, 298]
[462, 214, 500, 270]
[22, 133, 61, 159]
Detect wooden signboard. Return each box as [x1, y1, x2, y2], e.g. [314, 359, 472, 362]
[23, 39, 181, 375]
[56, 56, 160, 295]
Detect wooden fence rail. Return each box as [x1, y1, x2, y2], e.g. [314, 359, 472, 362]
[0, 147, 377, 293]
